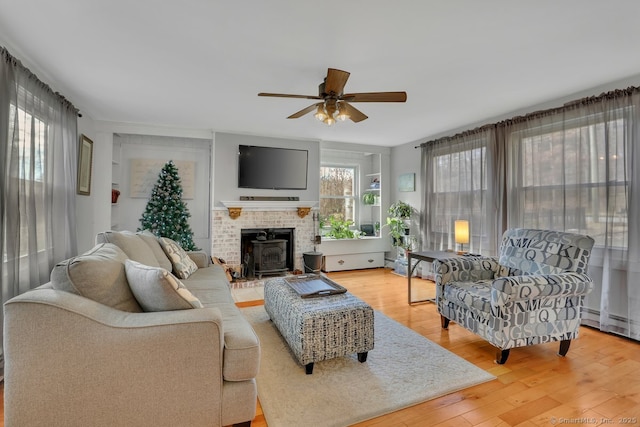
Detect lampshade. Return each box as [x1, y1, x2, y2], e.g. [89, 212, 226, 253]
[323, 116, 336, 126]
[336, 102, 350, 121]
[314, 100, 350, 126]
[454, 220, 470, 245]
[314, 105, 327, 121]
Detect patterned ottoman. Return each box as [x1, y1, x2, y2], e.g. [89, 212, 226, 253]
[264, 277, 375, 374]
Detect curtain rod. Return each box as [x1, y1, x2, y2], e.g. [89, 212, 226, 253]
[1, 46, 81, 117]
[416, 85, 640, 149]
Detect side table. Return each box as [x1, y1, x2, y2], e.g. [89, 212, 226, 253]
[407, 250, 461, 305]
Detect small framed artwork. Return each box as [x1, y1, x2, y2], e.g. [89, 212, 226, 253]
[77, 134, 94, 195]
[398, 173, 415, 192]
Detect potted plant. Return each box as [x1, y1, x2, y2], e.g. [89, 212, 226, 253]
[386, 201, 412, 236]
[386, 217, 417, 261]
[386, 217, 407, 247]
[388, 200, 412, 219]
[322, 216, 362, 239]
[362, 192, 376, 205]
[385, 201, 414, 256]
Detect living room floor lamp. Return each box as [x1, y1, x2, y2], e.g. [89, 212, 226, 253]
[455, 220, 469, 254]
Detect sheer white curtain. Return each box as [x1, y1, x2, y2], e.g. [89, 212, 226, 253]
[421, 86, 640, 339]
[1, 47, 78, 368]
[504, 90, 640, 339]
[420, 126, 503, 256]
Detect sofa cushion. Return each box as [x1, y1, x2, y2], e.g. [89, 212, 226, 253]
[159, 237, 198, 279]
[124, 260, 203, 311]
[136, 230, 173, 271]
[206, 302, 261, 381]
[96, 230, 160, 268]
[190, 286, 235, 306]
[50, 243, 142, 312]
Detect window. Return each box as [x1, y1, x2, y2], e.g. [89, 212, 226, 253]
[513, 116, 628, 248]
[15, 107, 47, 181]
[430, 143, 488, 238]
[6, 104, 49, 259]
[320, 165, 356, 225]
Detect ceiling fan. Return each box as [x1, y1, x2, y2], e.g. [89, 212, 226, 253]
[258, 68, 407, 125]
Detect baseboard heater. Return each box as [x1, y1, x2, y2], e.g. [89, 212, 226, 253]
[582, 307, 639, 341]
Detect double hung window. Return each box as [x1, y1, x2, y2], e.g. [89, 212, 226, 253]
[319, 165, 357, 226]
[5, 104, 49, 261]
[424, 134, 492, 252]
[510, 114, 629, 248]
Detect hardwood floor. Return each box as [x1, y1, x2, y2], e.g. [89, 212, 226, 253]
[2, 268, 637, 426]
[239, 268, 640, 427]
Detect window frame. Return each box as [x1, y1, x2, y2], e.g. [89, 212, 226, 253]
[319, 163, 359, 230]
[4, 101, 51, 262]
[509, 111, 631, 249]
[428, 139, 489, 241]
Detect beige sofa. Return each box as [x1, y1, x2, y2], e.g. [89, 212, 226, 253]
[3, 230, 260, 427]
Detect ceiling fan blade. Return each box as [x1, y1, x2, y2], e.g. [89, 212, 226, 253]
[258, 92, 322, 100]
[342, 92, 407, 102]
[324, 68, 350, 96]
[287, 103, 322, 119]
[343, 102, 368, 123]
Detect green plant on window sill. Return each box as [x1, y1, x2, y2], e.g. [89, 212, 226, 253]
[322, 216, 363, 239]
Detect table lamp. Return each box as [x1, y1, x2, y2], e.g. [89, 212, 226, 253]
[455, 220, 469, 254]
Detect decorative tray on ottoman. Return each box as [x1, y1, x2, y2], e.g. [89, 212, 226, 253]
[284, 274, 347, 298]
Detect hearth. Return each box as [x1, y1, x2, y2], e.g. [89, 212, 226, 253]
[241, 228, 295, 279]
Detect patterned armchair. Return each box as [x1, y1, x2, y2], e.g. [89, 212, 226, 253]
[432, 228, 595, 364]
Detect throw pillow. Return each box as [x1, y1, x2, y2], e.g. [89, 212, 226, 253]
[96, 230, 160, 268]
[158, 237, 198, 279]
[50, 243, 142, 312]
[124, 260, 203, 312]
[137, 230, 173, 271]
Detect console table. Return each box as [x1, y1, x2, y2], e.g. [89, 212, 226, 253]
[407, 250, 461, 305]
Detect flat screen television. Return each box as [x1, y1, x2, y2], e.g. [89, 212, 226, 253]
[238, 145, 308, 190]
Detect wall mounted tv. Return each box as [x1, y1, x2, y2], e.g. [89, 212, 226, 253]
[238, 145, 308, 190]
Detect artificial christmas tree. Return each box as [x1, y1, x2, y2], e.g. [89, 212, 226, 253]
[138, 160, 200, 251]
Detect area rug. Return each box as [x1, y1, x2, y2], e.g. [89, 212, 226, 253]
[242, 305, 496, 427]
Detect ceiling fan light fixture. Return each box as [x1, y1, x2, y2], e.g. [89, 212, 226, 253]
[314, 105, 327, 121]
[336, 102, 350, 121]
[259, 68, 407, 126]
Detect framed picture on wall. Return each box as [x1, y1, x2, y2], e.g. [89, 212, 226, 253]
[398, 172, 415, 192]
[77, 134, 94, 195]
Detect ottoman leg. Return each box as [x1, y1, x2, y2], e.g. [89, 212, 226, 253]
[358, 352, 368, 363]
[305, 363, 314, 375]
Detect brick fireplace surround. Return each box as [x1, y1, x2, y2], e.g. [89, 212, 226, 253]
[211, 208, 317, 274]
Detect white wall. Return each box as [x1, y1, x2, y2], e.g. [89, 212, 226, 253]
[389, 142, 422, 242]
[82, 122, 215, 252]
[76, 115, 100, 253]
[115, 133, 212, 252]
[388, 72, 640, 251]
[213, 132, 320, 205]
[320, 141, 392, 256]
[389, 73, 640, 318]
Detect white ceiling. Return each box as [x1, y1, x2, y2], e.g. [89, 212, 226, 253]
[1, 1, 640, 147]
